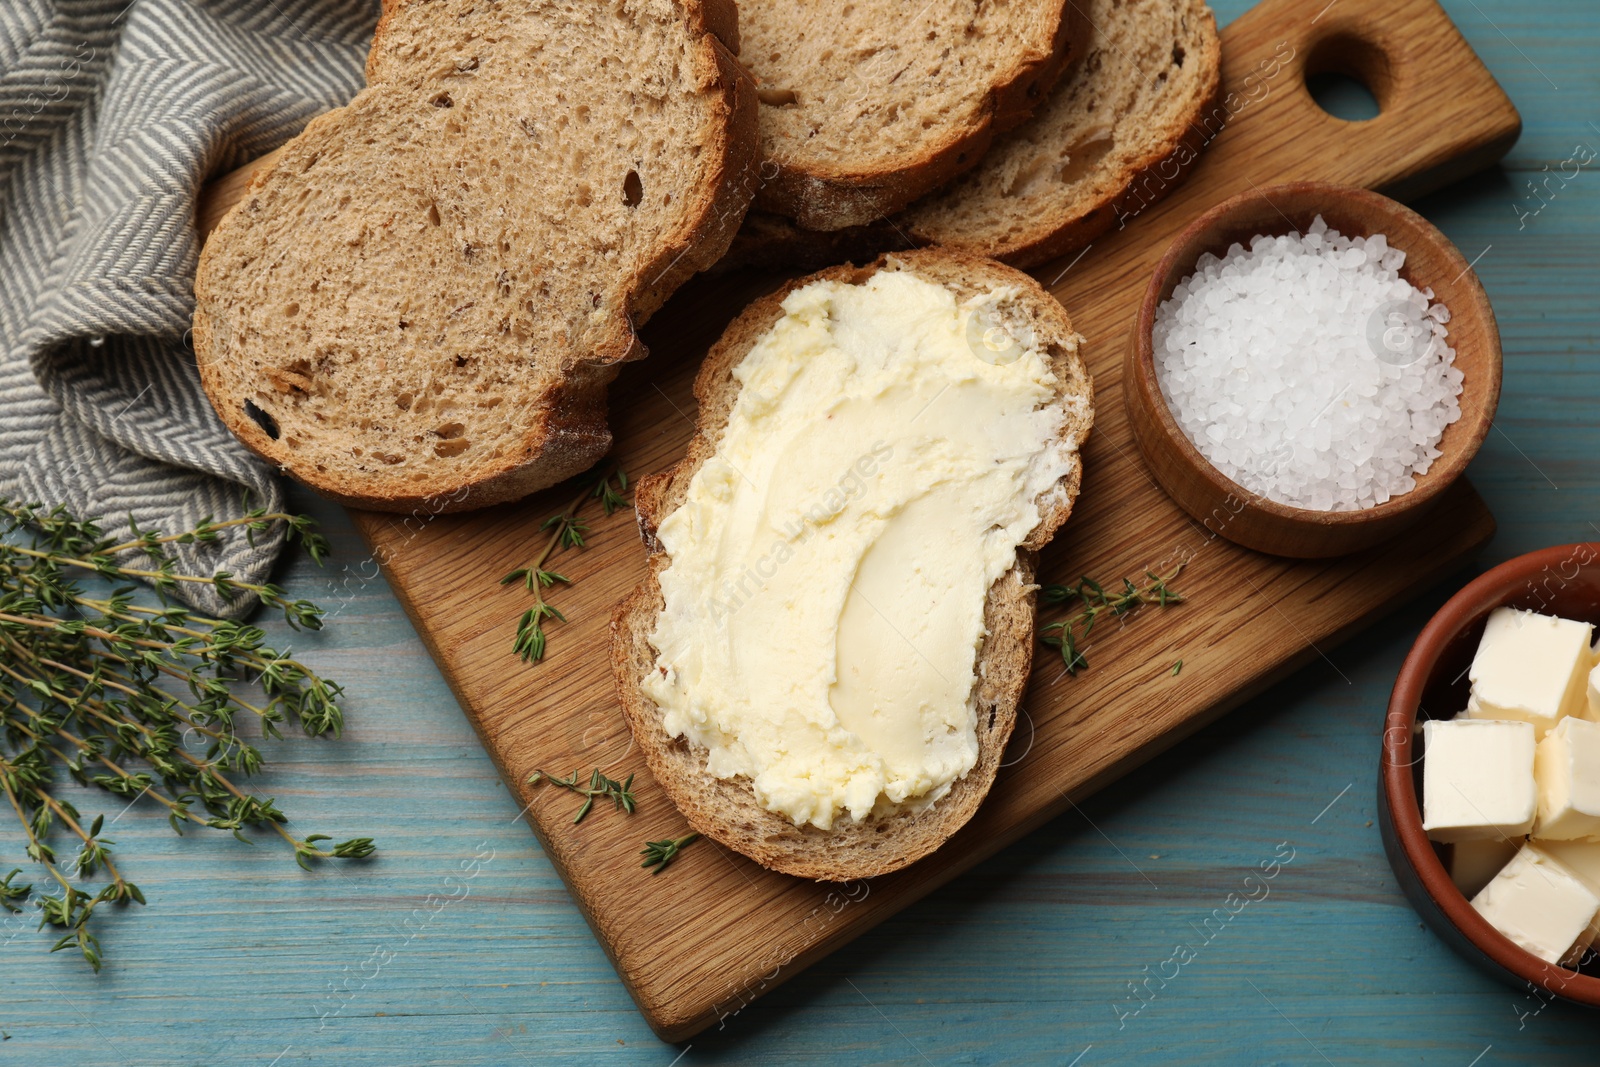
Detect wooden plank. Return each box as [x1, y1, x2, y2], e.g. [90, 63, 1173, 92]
[193, 0, 1519, 1042]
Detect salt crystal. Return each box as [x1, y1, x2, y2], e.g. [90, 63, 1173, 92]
[1151, 215, 1464, 512]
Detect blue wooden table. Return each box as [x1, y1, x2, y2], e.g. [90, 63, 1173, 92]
[5, 2, 1598, 1063]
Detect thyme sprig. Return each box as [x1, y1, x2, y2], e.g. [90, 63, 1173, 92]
[5, 504, 330, 629]
[0, 500, 374, 970]
[527, 768, 637, 824]
[502, 464, 631, 663]
[640, 832, 698, 874]
[1039, 565, 1185, 676]
[528, 767, 698, 877]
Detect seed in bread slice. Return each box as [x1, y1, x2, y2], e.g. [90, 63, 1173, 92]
[193, 0, 758, 514]
[902, 0, 1223, 267]
[740, 0, 1087, 231]
[610, 249, 1093, 880]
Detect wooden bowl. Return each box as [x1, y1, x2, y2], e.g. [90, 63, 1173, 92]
[1125, 181, 1502, 558]
[1381, 544, 1600, 1006]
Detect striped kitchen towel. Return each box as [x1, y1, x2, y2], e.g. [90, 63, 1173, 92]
[0, 0, 376, 616]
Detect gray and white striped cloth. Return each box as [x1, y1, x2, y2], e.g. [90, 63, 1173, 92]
[0, 0, 376, 616]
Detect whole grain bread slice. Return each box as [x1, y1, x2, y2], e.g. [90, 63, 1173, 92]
[610, 248, 1094, 881]
[902, 0, 1223, 267]
[717, 0, 1223, 273]
[741, 0, 1087, 231]
[194, 0, 758, 514]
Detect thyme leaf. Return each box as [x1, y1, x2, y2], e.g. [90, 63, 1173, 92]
[527, 768, 637, 824]
[505, 463, 632, 664]
[640, 832, 698, 874]
[1039, 565, 1185, 677]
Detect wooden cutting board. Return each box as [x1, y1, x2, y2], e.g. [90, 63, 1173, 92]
[200, 0, 1518, 1041]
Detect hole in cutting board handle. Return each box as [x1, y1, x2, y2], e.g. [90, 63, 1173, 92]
[1308, 71, 1381, 122]
[1303, 31, 1393, 122]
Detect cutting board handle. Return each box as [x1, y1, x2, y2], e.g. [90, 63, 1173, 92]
[1206, 0, 1520, 204]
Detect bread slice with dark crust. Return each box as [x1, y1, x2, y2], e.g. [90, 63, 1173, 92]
[902, 0, 1223, 267]
[715, 0, 1223, 274]
[194, 0, 759, 514]
[741, 0, 1089, 231]
[610, 248, 1093, 881]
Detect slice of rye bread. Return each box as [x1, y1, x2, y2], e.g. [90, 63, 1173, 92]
[739, 0, 1089, 231]
[610, 248, 1094, 881]
[714, 0, 1223, 274]
[193, 0, 759, 514]
[901, 0, 1223, 267]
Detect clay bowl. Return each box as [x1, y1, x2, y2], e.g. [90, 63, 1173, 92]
[1381, 544, 1600, 1006]
[1125, 181, 1502, 558]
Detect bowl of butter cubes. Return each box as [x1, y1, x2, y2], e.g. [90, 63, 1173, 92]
[1382, 542, 1600, 1003]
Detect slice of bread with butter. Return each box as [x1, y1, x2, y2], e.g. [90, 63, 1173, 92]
[611, 249, 1093, 879]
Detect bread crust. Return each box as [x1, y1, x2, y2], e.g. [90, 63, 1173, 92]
[705, 209, 910, 277]
[753, 0, 1090, 231]
[610, 249, 1093, 880]
[907, 2, 1225, 268]
[723, 0, 1223, 273]
[194, 0, 760, 514]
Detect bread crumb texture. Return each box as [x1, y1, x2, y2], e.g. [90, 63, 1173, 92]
[904, 0, 1221, 263]
[738, 0, 1077, 227]
[743, 0, 1057, 170]
[194, 0, 753, 510]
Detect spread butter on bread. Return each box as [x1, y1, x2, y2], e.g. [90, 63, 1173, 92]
[611, 249, 1093, 879]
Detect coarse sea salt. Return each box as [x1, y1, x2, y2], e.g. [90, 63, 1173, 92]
[1152, 215, 1464, 512]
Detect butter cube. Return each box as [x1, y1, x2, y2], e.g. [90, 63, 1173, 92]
[1422, 719, 1536, 843]
[1532, 838, 1600, 946]
[1472, 844, 1600, 964]
[1540, 837, 1600, 890]
[1450, 837, 1521, 898]
[1468, 607, 1594, 735]
[1588, 662, 1600, 719]
[1534, 717, 1600, 840]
